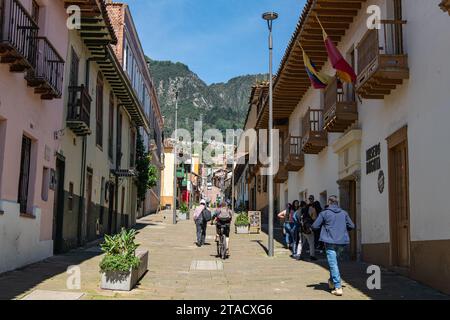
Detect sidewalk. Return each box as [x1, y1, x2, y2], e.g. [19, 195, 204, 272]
[0, 212, 448, 300]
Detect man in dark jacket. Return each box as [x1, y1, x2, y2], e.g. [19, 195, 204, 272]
[312, 195, 355, 296]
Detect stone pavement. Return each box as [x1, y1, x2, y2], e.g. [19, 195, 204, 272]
[0, 212, 448, 300]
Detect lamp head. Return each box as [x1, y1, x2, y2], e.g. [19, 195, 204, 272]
[262, 12, 279, 21]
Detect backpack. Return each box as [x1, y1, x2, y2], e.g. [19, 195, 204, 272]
[217, 208, 232, 222]
[202, 208, 212, 222]
[301, 208, 313, 234]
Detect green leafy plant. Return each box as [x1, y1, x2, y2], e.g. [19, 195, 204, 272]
[99, 228, 140, 273]
[235, 212, 250, 227]
[135, 131, 159, 201]
[180, 202, 189, 214]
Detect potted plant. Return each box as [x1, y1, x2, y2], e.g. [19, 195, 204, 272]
[235, 212, 250, 234]
[99, 228, 148, 291]
[179, 202, 189, 220]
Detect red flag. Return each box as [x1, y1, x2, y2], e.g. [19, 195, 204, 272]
[317, 15, 357, 83]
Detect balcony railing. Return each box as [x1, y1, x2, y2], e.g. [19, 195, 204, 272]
[323, 76, 358, 132]
[356, 20, 409, 99]
[301, 108, 328, 154]
[0, 0, 38, 71]
[283, 135, 304, 171]
[67, 85, 92, 136]
[26, 37, 64, 99]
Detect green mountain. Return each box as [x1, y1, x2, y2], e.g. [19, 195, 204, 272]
[146, 57, 267, 136]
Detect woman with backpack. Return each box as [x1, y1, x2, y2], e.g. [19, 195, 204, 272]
[293, 201, 317, 261]
[193, 200, 209, 247]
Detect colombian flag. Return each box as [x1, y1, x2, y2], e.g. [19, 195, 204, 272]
[316, 15, 357, 83]
[301, 46, 332, 89]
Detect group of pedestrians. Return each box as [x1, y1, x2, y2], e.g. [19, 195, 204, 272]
[279, 195, 355, 296]
[278, 196, 322, 261]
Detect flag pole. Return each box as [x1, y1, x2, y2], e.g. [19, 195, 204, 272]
[314, 13, 327, 40]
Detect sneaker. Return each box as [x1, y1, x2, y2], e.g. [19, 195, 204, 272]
[331, 288, 343, 296]
[328, 280, 335, 290]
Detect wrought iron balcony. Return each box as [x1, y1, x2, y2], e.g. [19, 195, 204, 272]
[323, 76, 358, 132]
[0, 0, 38, 72]
[283, 135, 304, 171]
[302, 108, 328, 154]
[356, 20, 409, 99]
[26, 37, 64, 99]
[66, 85, 92, 136]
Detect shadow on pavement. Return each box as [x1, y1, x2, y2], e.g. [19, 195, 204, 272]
[0, 249, 102, 300]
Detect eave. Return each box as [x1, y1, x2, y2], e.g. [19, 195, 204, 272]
[256, 0, 366, 129]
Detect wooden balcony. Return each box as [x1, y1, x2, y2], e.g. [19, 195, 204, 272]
[356, 20, 409, 99]
[301, 108, 328, 155]
[440, 0, 450, 15]
[25, 37, 64, 99]
[283, 135, 304, 171]
[274, 162, 288, 184]
[0, 0, 38, 72]
[66, 86, 92, 136]
[323, 77, 358, 133]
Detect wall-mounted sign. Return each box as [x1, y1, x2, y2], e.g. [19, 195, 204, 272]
[366, 143, 381, 175]
[378, 170, 385, 194]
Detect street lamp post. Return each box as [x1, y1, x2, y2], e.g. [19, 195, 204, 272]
[173, 91, 179, 225]
[263, 11, 278, 257]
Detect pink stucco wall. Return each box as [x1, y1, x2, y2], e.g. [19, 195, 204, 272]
[0, 0, 68, 242]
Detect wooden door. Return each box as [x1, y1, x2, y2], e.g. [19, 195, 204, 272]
[86, 171, 93, 241]
[348, 180, 357, 260]
[53, 157, 65, 254]
[388, 127, 410, 268]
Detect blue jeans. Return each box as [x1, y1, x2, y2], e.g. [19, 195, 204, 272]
[284, 223, 293, 246]
[325, 244, 345, 289]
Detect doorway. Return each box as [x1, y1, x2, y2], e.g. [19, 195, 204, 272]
[388, 126, 410, 269]
[107, 182, 115, 235]
[348, 180, 357, 260]
[53, 156, 65, 254]
[86, 170, 93, 241]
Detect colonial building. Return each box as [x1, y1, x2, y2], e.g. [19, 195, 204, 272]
[0, 0, 67, 273]
[106, 1, 164, 217]
[248, 0, 450, 294]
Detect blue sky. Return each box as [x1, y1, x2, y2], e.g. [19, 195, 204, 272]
[124, 0, 306, 84]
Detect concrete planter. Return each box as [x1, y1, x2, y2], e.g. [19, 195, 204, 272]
[178, 212, 188, 220]
[100, 250, 148, 291]
[235, 225, 250, 234]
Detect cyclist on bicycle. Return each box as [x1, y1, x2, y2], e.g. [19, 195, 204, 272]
[212, 201, 233, 257]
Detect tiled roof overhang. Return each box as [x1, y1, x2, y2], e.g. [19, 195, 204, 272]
[256, 0, 366, 129]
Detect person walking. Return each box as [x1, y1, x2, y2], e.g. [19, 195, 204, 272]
[278, 202, 296, 251]
[193, 200, 209, 247]
[293, 201, 317, 261]
[308, 195, 324, 252]
[312, 195, 355, 296]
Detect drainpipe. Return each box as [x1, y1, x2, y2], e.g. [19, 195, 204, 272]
[77, 58, 92, 246]
[115, 103, 121, 234]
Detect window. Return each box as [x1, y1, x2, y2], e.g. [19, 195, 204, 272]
[69, 48, 79, 86]
[130, 130, 136, 168]
[41, 167, 49, 201]
[108, 93, 114, 160]
[96, 73, 104, 148]
[68, 182, 74, 211]
[31, 0, 40, 25]
[117, 112, 123, 166]
[18, 136, 32, 213]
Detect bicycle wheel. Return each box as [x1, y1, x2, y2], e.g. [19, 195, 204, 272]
[221, 235, 227, 260]
[216, 239, 221, 257]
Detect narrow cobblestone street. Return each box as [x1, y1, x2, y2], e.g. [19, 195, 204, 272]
[0, 212, 448, 300]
